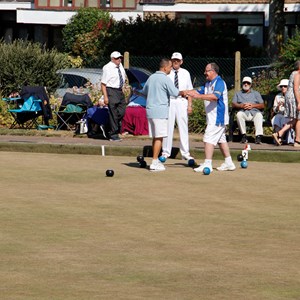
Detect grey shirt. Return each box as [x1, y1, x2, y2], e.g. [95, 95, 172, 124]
[232, 89, 264, 116]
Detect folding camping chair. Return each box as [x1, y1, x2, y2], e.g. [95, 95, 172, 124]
[55, 103, 87, 131]
[2, 86, 52, 129]
[2, 95, 43, 129]
[55, 92, 93, 131]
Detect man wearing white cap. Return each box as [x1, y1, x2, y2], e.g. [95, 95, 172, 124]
[232, 76, 265, 144]
[101, 51, 127, 141]
[161, 52, 194, 161]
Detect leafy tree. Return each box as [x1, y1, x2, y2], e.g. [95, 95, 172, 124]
[62, 8, 113, 65]
[105, 15, 260, 58]
[250, 29, 300, 95]
[278, 28, 300, 71]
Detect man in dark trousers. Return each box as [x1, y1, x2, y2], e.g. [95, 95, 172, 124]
[101, 51, 127, 141]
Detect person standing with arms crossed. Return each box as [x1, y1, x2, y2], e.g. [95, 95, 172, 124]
[101, 51, 126, 141]
[138, 58, 183, 171]
[183, 62, 236, 172]
[161, 52, 194, 161]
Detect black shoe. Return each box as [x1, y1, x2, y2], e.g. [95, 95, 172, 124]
[240, 134, 248, 144]
[255, 135, 262, 144]
[109, 135, 122, 142]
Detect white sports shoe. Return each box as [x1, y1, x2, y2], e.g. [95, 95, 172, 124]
[150, 161, 166, 172]
[216, 162, 236, 171]
[193, 163, 213, 173]
[182, 155, 194, 161]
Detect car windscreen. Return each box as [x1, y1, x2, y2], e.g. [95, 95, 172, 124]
[59, 74, 88, 89]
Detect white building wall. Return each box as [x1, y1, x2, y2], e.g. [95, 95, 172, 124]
[17, 9, 143, 25]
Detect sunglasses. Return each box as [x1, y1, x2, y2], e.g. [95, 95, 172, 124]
[280, 85, 287, 88]
[243, 82, 251, 85]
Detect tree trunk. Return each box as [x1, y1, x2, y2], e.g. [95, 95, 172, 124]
[267, 0, 285, 59]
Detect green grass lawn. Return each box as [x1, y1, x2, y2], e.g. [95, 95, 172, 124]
[1, 152, 299, 299]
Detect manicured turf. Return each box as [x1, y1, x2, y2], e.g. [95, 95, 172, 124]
[1, 152, 299, 299]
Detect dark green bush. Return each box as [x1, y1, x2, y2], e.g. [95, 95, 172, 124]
[0, 40, 70, 96]
[278, 28, 300, 71]
[188, 99, 207, 134]
[104, 15, 262, 59]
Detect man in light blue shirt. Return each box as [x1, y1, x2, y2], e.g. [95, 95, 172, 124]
[139, 58, 182, 171]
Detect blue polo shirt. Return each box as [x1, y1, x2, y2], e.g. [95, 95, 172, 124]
[141, 71, 179, 119]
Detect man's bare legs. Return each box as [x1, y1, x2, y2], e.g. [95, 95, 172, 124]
[150, 137, 166, 171]
[152, 137, 163, 160]
[219, 142, 231, 159]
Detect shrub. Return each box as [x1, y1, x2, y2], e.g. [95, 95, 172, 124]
[278, 28, 300, 71]
[188, 99, 206, 134]
[0, 39, 70, 96]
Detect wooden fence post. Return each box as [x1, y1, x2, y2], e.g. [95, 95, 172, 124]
[235, 51, 241, 92]
[124, 51, 129, 69]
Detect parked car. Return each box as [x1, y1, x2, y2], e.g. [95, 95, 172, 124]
[55, 68, 103, 97]
[225, 64, 275, 89]
[55, 67, 152, 97]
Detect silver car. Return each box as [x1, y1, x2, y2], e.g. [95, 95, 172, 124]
[55, 67, 151, 97]
[55, 68, 103, 97]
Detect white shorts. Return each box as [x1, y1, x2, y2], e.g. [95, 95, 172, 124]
[203, 124, 227, 146]
[148, 118, 168, 138]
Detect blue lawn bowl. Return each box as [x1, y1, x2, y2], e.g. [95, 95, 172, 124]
[188, 159, 195, 167]
[240, 160, 248, 169]
[203, 167, 211, 175]
[159, 156, 166, 163]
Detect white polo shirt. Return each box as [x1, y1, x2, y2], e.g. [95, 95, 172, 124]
[168, 68, 193, 100]
[101, 61, 126, 88]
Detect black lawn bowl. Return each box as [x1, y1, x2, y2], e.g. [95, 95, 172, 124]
[139, 160, 147, 168]
[106, 169, 114, 177]
[137, 155, 144, 163]
[237, 154, 244, 162]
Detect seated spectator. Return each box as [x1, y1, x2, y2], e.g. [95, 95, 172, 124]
[121, 92, 148, 136]
[272, 79, 295, 145]
[232, 76, 265, 144]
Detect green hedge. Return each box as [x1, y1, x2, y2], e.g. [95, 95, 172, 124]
[0, 40, 70, 96]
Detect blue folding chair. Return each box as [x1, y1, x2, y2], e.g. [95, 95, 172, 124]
[3, 95, 43, 129]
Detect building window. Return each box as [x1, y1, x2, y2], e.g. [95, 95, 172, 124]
[35, 0, 68, 7]
[35, 0, 135, 8]
[111, 0, 136, 8]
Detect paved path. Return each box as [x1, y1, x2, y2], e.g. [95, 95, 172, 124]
[0, 133, 298, 153]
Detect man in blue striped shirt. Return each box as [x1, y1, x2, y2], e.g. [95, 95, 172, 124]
[184, 62, 236, 173]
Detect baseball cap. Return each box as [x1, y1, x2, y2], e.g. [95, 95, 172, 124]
[242, 76, 252, 84]
[110, 51, 123, 59]
[171, 52, 183, 60]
